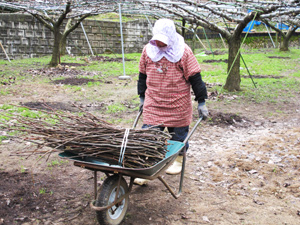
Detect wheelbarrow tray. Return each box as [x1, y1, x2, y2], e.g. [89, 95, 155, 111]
[59, 140, 185, 178]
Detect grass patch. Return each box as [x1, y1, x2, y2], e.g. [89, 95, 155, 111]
[47, 159, 68, 169]
[197, 48, 300, 103]
[1, 48, 299, 123]
[88, 12, 139, 22]
[0, 135, 8, 142]
[106, 103, 126, 114]
[0, 104, 44, 118]
[0, 104, 63, 132]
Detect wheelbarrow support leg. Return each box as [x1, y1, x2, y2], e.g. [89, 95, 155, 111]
[158, 117, 202, 199]
[158, 150, 187, 199]
[163, 116, 202, 198]
[179, 151, 187, 194]
[94, 171, 98, 200]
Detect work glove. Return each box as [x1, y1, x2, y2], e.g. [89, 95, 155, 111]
[198, 102, 209, 120]
[139, 96, 144, 111]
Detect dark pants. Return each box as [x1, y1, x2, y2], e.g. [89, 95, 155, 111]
[142, 124, 189, 153]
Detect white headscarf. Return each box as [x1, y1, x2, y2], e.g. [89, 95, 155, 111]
[146, 18, 185, 63]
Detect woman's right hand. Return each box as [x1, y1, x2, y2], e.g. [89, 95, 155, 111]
[139, 96, 145, 111]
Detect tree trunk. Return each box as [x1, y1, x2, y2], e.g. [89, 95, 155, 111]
[223, 37, 241, 91]
[60, 36, 67, 56]
[192, 31, 196, 53]
[279, 27, 297, 52]
[280, 37, 289, 51]
[50, 29, 62, 67]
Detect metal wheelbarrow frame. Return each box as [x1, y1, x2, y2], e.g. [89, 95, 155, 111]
[59, 109, 203, 225]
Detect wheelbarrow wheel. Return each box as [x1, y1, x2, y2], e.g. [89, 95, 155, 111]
[96, 175, 129, 225]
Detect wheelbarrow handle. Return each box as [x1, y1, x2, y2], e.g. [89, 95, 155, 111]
[183, 116, 203, 145]
[132, 108, 143, 129]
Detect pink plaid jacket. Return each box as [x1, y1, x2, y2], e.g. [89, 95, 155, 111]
[139, 44, 201, 127]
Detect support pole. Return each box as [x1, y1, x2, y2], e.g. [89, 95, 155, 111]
[145, 15, 153, 29]
[240, 54, 257, 88]
[263, 23, 275, 48]
[226, 12, 258, 82]
[174, 22, 207, 51]
[0, 41, 11, 62]
[219, 33, 227, 48]
[118, 3, 130, 80]
[66, 47, 72, 55]
[202, 28, 214, 57]
[81, 22, 94, 56]
[191, 28, 207, 50]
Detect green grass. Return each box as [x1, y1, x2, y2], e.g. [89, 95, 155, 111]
[0, 88, 10, 96]
[0, 56, 52, 87]
[0, 136, 8, 142]
[0, 104, 45, 118]
[1, 48, 299, 120]
[240, 49, 300, 76]
[106, 103, 126, 114]
[196, 48, 300, 103]
[47, 159, 68, 169]
[88, 12, 139, 22]
[239, 49, 300, 103]
[0, 104, 61, 139]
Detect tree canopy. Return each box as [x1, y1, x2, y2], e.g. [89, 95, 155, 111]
[0, 0, 121, 66]
[132, 0, 300, 91]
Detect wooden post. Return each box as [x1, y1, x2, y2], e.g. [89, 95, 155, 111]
[182, 19, 186, 38]
[0, 41, 11, 62]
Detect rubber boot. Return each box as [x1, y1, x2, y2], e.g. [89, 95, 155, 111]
[166, 156, 183, 175]
[133, 178, 149, 185]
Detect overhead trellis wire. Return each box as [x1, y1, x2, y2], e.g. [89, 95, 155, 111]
[1, 0, 299, 41]
[1, 0, 299, 21]
[0, 1, 122, 18]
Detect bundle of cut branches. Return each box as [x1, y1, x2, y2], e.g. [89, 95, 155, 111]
[1, 107, 171, 168]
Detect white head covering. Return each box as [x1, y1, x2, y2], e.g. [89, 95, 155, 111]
[146, 18, 185, 63]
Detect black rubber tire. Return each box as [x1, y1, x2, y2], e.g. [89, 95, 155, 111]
[95, 175, 129, 225]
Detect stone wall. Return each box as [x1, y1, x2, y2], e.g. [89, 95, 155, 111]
[1, 13, 299, 60]
[0, 13, 153, 59]
[185, 30, 300, 50]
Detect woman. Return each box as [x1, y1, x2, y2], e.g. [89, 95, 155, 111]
[135, 18, 208, 185]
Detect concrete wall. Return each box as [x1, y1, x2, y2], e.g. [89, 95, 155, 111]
[0, 13, 153, 59]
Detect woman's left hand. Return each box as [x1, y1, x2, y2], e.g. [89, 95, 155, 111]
[198, 102, 209, 120]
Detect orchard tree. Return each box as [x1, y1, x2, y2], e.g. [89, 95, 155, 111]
[2, 1, 118, 66]
[262, 19, 300, 51]
[137, 0, 300, 91]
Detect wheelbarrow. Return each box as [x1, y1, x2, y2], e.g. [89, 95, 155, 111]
[59, 110, 203, 225]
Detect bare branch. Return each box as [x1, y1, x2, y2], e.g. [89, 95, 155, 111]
[63, 14, 91, 38]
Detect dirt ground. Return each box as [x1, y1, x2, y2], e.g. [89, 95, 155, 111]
[0, 60, 300, 225]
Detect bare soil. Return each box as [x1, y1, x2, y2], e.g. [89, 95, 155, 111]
[267, 56, 291, 59]
[241, 75, 284, 79]
[0, 62, 300, 225]
[203, 59, 228, 63]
